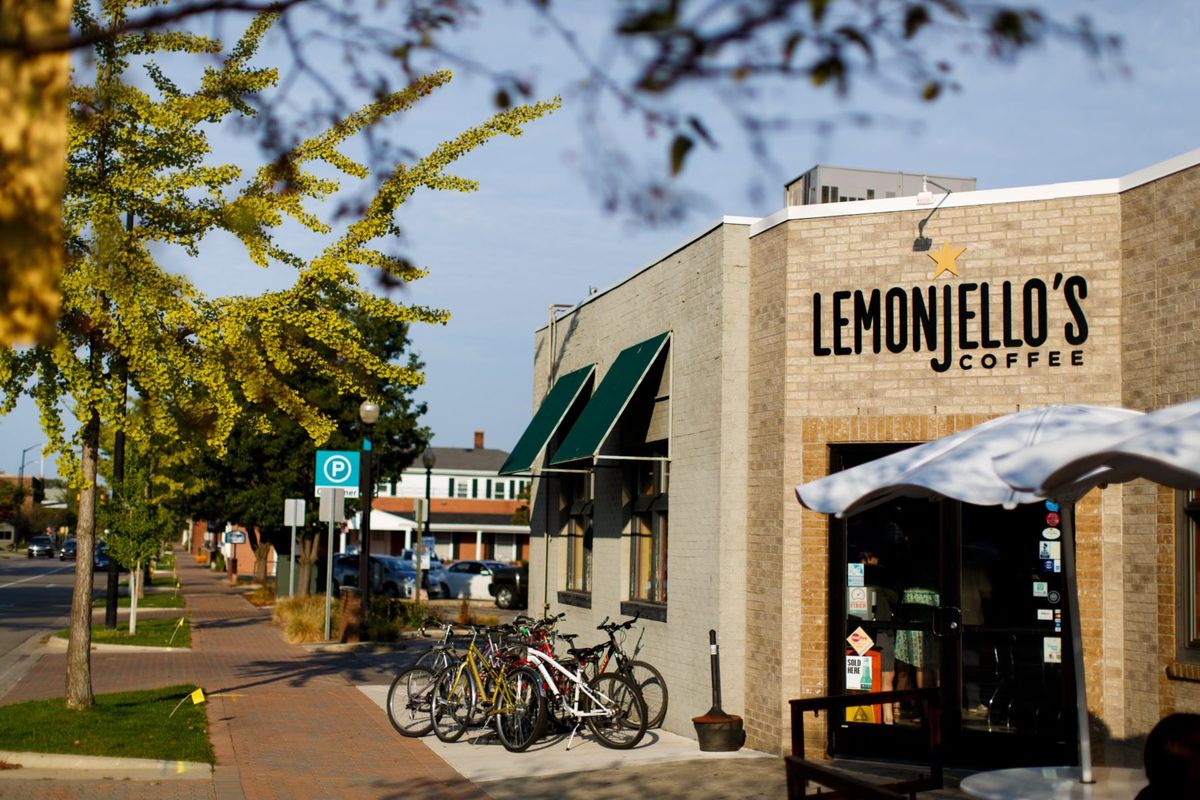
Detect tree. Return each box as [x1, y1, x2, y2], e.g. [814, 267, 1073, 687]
[178, 302, 431, 591]
[100, 457, 169, 635]
[0, 1, 556, 710]
[0, 0, 70, 345]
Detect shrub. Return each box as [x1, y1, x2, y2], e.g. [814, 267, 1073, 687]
[247, 582, 275, 607]
[273, 594, 336, 643]
[364, 598, 427, 642]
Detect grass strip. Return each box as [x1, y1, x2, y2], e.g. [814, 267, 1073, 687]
[55, 616, 191, 648]
[91, 592, 184, 609]
[0, 684, 213, 763]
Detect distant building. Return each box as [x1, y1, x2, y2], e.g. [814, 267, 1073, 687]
[784, 165, 976, 206]
[371, 431, 531, 563]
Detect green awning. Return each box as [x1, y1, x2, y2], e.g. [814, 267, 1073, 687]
[498, 364, 596, 475]
[550, 332, 670, 465]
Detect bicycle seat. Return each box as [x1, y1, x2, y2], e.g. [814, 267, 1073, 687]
[567, 644, 605, 662]
[558, 633, 579, 644]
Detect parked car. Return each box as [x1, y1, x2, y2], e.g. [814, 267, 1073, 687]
[26, 534, 55, 558]
[488, 563, 529, 609]
[59, 538, 77, 560]
[395, 551, 450, 598]
[93, 541, 128, 572]
[331, 554, 427, 599]
[444, 560, 510, 600]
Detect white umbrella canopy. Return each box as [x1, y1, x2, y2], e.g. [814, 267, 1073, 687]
[796, 404, 1141, 516]
[995, 397, 1200, 498]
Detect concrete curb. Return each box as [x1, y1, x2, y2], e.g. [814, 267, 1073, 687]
[302, 630, 428, 653]
[42, 636, 191, 654]
[0, 750, 212, 781]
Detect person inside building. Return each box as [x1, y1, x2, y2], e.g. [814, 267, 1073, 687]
[892, 519, 940, 720]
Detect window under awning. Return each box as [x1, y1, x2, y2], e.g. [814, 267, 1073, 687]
[550, 331, 671, 466]
[498, 363, 596, 475]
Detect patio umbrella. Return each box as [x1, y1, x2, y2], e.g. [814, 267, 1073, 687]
[796, 404, 1140, 516]
[795, 403, 1141, 786]
[994, 397, 1200, 498]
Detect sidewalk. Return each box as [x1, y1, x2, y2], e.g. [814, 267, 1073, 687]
[0, 552, 958, 799]
[0, 552, 487, 799]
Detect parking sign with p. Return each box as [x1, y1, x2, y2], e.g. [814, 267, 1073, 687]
[315, 450, 360, 498]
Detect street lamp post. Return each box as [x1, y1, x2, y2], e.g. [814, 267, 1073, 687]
[357, 400, 380, 627]
[16, 442, 43, 500]
[420, 448, 435, 602]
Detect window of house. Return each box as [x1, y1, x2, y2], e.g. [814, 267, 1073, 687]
[564, 476, 593, 594]
[494, 481, 506, 500]
[629, 459, 668, 604]
[454, 480, 469, 498]
[1179, 490, 1200, 660]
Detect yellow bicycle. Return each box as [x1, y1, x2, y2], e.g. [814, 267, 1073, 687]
[429, 624, 546, 752]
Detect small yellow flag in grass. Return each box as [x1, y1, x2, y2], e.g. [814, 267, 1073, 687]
[170, 687, 206, 717]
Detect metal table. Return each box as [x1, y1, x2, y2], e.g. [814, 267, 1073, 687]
[960, 766, 1147, 800]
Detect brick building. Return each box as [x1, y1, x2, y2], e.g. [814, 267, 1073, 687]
[368, 434, 531, 563]
[507, 148, 1200, 766]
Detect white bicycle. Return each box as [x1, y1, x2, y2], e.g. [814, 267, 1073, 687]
[521, 640, 647, 750]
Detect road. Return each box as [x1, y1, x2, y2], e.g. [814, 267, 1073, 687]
[0, 554, 77, 701]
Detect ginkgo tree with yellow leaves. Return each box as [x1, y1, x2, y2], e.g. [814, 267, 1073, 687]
[0, 0, 557, 711]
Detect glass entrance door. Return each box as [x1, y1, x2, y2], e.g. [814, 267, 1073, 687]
[955, 502, 1077, 766]
[828, 445, 1078, 767]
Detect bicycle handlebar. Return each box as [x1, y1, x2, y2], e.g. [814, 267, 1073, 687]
[596, 612, 640, 633]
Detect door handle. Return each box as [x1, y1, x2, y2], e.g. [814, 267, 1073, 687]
[933, 606, 962, 638]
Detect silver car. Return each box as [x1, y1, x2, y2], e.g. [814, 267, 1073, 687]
[26, 535, 55, 558]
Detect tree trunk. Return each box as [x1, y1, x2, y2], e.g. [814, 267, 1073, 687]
[66, 411, 99, 710]
[129, 561, 140, 636]
[297, 535, 319, 597]
[252, 525, 269, 583]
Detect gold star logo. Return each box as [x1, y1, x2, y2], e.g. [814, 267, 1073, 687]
[928, 242, 966, 278]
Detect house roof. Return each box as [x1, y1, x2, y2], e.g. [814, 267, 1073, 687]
[419, 447, 512, 472]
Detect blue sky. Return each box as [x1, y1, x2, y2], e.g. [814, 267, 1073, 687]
[5, 1, 1200, 479]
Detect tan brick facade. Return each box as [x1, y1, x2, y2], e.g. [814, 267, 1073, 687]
[1119, 165, 1200, 735]
[521, 151, 1200, 760]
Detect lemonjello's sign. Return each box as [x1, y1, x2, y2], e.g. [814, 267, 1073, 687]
[811, 273, 1089, 373]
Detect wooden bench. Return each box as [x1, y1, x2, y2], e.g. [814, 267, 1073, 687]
[787, 688, 943, 799]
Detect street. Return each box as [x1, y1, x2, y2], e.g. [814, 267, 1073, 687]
[0, 555, 77, 701]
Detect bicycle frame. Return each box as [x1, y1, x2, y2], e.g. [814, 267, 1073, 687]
[522, 647, 610, 719]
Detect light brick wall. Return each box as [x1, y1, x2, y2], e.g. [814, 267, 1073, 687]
[1119, 163, 1200, 737]
[526, 222, 752, 736]
[748, 195, 1126, 754]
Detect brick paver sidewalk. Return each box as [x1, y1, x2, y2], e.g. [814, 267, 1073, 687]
[0, 552, 485, 800]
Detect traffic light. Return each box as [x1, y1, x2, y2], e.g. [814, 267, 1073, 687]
[31, 477, 44, 504]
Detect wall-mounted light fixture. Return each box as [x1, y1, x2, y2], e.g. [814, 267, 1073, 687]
[913, 176, 952, 252]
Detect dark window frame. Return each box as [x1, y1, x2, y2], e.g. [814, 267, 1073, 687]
[1177, 490, 1200, 664]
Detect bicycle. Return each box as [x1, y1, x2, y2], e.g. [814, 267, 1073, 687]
[520, 637, 648, 750]
[385, 618, 461, 738]
[429, 624, 547, 752]
[593, 615, 669, 729]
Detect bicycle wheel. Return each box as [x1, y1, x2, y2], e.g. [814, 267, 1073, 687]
[625, 660, 668, 729]
[386, 666, 436, 737]
[430, 666, 475, 743]
[585, 672, 647, 749]
[495, 666, 547, 753]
